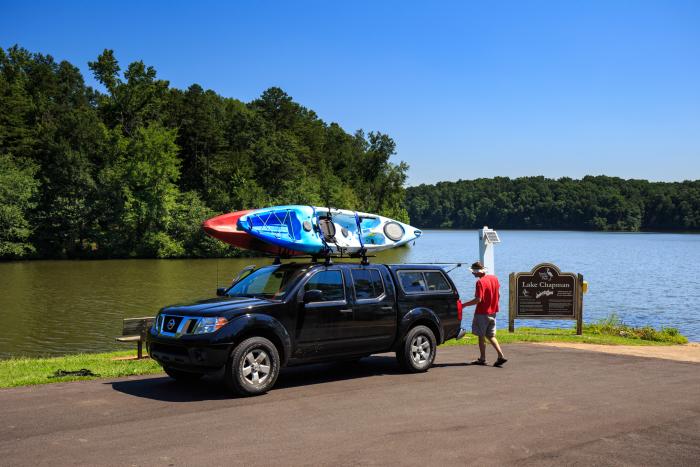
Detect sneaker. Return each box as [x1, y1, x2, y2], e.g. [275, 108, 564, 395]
[494, 357, 508, 367]
[470, 358, 487, 365]
[456, 328, 467, 340]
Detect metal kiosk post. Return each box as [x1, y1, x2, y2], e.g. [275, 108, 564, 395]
[478, 226, 500, 276]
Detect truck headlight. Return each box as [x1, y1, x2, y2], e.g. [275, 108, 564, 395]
[153, 314, 163, 333]
[193, 317, 228, 334]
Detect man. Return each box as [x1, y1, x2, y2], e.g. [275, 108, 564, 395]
[461, 261, 507, 367]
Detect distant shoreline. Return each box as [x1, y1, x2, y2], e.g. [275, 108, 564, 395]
[1, 228, 699, 263]
[405, 177, 700, 233]
[416, 228, 700, 234]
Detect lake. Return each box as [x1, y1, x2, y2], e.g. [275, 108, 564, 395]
[1, 230, 699, 358]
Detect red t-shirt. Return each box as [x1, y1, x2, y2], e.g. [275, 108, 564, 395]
[475, 275, 500, 315]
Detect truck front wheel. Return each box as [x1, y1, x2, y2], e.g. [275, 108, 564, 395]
[397, 325, 436, 373]
[225, 336, 280, 396]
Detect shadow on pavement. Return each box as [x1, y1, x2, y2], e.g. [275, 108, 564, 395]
[109, 376, 232, 402]
[109, 355, 403, 402]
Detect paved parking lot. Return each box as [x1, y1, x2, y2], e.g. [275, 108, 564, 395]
[1, 344, 698, 466]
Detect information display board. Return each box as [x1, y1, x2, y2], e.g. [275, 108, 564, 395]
[509, 263, 584, 334]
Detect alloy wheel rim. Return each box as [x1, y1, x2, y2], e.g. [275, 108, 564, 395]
[410, 335, 431, 365]
[242, 349, 271, 385]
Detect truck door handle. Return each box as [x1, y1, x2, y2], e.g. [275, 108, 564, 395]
[381, 306, 393, 311]
[340, 309, 353, 313]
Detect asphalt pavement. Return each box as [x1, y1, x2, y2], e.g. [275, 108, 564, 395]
[0, 344, 698, 466]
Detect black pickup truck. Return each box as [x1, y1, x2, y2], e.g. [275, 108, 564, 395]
[147, 261, 463, 396]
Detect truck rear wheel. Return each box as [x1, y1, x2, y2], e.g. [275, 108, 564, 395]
[397, 325, 436, 373]
[225, 336, 280, 396]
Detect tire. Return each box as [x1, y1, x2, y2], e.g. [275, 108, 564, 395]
[225, 336, 280, 396]
[164, 367, 204, 382]
[397, 325, 436, 373]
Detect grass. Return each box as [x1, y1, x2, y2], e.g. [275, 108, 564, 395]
[582, 313, 688, 344]
[0, 350, 162, 389]
[444, 315, 688, 347]
[0, 316, 689, 389]
[443, 327, 678, 347]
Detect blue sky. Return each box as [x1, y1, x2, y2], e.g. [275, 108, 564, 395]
[2, 0, 699, 185]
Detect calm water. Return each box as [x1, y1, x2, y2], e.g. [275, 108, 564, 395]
[1, 230, 699, 358]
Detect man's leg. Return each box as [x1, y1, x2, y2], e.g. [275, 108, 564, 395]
[472, 315, 487, 363]
[478, 336, 487, 361]
[486, 336, 505, 359]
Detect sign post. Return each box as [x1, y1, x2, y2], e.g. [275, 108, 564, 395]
[509, 263, 584, 335]
[576, 273, 584, 335]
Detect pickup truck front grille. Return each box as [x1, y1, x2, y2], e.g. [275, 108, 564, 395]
[156, 315, 201, 337]
[162, 316, 183, 333]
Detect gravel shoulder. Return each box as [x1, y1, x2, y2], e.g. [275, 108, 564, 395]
[532, 342, 700, 363]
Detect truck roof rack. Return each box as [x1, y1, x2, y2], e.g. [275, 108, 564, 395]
[270, 250, 374, 266]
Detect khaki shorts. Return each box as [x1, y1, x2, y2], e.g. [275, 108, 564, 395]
[472, 314, 496, 338]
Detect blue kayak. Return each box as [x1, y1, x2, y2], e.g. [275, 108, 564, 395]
[237, 205, 422, 255]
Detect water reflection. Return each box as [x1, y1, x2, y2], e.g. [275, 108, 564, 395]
[1, 230, 698, 357]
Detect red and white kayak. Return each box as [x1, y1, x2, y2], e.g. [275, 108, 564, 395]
[202, 210, 305, 256]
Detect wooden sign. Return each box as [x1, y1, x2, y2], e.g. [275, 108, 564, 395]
[508, 263, 584, 334]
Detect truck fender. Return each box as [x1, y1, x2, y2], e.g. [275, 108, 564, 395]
[218, 314, 292, 366]
[397, 307, 444, 346]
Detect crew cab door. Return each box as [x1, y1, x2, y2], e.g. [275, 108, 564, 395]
[348, 267, 397, 352]
[295, 267, 354, 356]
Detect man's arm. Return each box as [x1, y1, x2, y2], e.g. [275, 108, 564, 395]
[463, 280, 483, 307]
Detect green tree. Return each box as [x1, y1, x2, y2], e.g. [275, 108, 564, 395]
[168, 190, 233, 257]
[97, 124, 182, 257]
[0, 155, 38, 258]
[89, 49, 169, 135]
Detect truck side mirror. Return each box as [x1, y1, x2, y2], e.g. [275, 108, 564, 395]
[303, 289, 323, 304]
[216, 287, 227, 297]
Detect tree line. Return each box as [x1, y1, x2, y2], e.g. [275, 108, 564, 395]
[2, 47, 698, 260]
[405, 176, 700, 231]
[0, 46, 408, 259]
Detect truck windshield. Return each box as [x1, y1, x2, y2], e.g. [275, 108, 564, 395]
[226, 265, 305, 300]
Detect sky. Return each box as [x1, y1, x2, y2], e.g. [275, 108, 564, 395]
[2, 0, 699, 185]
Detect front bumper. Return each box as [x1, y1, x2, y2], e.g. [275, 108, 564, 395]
[147, 332, 231, 373]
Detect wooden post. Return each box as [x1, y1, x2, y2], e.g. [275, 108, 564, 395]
[576, 273, 584, 335]
[508, 272, 515, 333]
